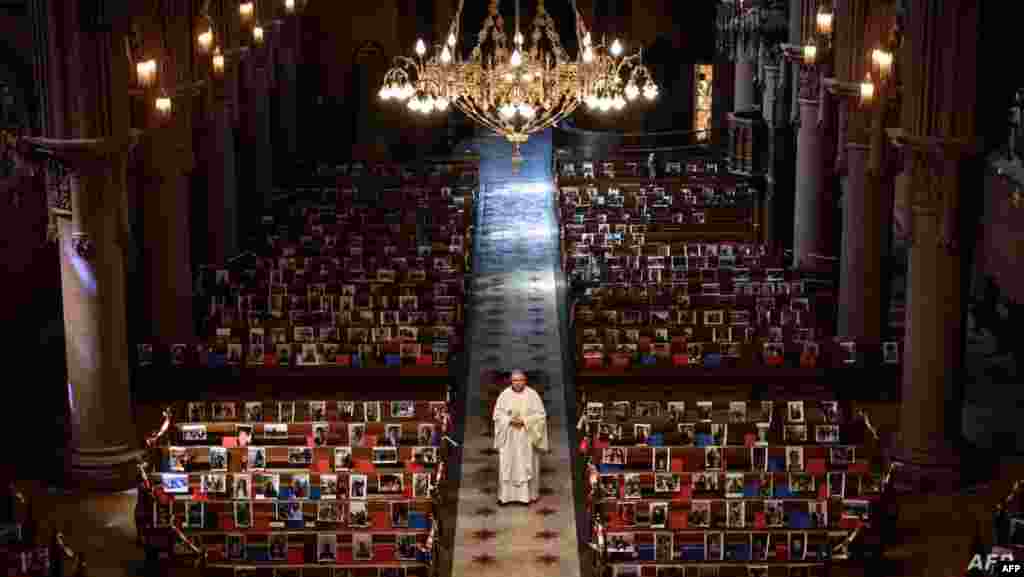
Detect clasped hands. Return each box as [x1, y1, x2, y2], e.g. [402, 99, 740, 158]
[510, 416, 526, 428]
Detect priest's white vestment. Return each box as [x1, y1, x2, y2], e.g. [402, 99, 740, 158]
[493, 384, 549, 504]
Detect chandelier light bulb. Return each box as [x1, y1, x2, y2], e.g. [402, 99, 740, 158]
[515, 32, 524, 45]
[285, 0, 295, 13]
[803, 44, 817, 66]
[643, 82, 658, 100]
[415, 39, 427, 56]
[613, 95, 626, 110]
[155, 95, 172, 116]
[239, 1, 254, 21]
[212, 49, 225, 75]
[510, 49, 522, 67]
[423, 95, 435, 110]
[518, 103, 535, 118]
[447, 33, 457, 47]
[583, 32, 592, 47]
[379, 84, 391, 100]
[435, 96, 450, 111]
[583, 46, 594, 63]
[500, 104, 516, 119]
[860, 74, 874, 104]
[441, 45, 452, 64]
[586, 94, 599, 109]
[136, 59, 157, 87]
[198, 29, 213, 52]
[872, 48, 893, 80]
[408, 98, 420, 112]
[816, 10, 833, 37]
[253, 24, 264, 44]
[625, 82, 639, 100]
[611, 39, 623, 57]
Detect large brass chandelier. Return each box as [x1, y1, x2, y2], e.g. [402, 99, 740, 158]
[379, 0, 659, 165]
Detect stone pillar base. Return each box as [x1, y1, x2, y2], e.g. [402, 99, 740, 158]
[70, 444, 145, 492]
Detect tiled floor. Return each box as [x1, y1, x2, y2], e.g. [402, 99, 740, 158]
[450, 130, 582, 577]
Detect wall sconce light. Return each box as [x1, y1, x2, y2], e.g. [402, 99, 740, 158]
[803, 44, 817, 66]
[198, 28, 213, 53]
[212, 47, 225, 76]
[860, 73, 875, 105]
[253, 24, 265, 45]
[239, 2, 254, 23]
[155, 94, 172, 117]
[415, 38, 426, 57]
[284, 0, 295, 13]
[816, 8, 833, 37]
[136, 58, 157, 87]
[872, 48, 893, 82]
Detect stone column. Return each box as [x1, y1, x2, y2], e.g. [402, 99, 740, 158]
[788, 0, 802, 123]
[889, 0, 979, 494]
[244, 45, 274, 212]
[837, 142, 883, 339]
[734, 39, 756, 113]
[276, 16, 300, 164]
[205, 104, 239, 265]
[792, 79, 824, 270]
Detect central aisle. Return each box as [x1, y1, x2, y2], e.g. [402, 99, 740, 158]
[451, 130, 581, 577]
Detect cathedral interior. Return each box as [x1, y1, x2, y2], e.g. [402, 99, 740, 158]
[0, 1, 1023, 576]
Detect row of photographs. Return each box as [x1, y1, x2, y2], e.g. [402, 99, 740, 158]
[604, 531, 824, 561]
[599, 497, 869, 529]
[595, 423, 847, 448]
[595, 471, 878, 500]
[161, 471, 433, 500]
[587, 401, 835, 425]
[173, 438, 440, 465]
[163, 499, 426, 530]
[208, 344, 442, 366]
[207, 532, 419, 562]
[602, 445, 824, 473]
[559, 159, 708, 177]
[185, 401, 448, 424]
[613, 563, 823, 577]
[177, 422, 440, 448]
[205, 568, 427, 577]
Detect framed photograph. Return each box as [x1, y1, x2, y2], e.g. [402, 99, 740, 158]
[809, 500, 828, 528]
[727, 402, 747, 424]
[413, 446, 438, 464]
[391, 401, 416, 419]
[692, 471, 719, 493]
[349, 474, 367, 499]
[752, 447, 768, 472]
[202, 473, 226, 495]
[413, 472, 432, 498]
[788, 532, 806, 561]
[382, 423, 402, 447]
[348, 423, 366, 448]
[391, 501, 410, 528]
[181, 425, 207, 442]
[277, 402, 295, 423]
[162, 473, 188, 494]
[726, 500, 745, 528]
[764, 500, 784, 527]
[786, 446, 804, 472]
[677, 423, 696, 445]
[245, 402, 263, 423]
[311, 423, 329, 447]
[815, 424, 840, 443]
[320, 474, 338, 500]
[364, 401, 381, 422]
[598, 423, 622, 442]
[786, 401, 804, 423]
[666, 402, 686, 422]
[646, 501, 668, 529]
[336, 401, 355, 420]
[236, 425, 252, 448]
[288, 447, 312, 466]
[705, 446, 722, 470]
[225, 533, 244, 561]
[755, 423, 770, 446]
[254, 473, 279, 500]
[378, 473, 404, 494]
[623, 473, 642, 499]
[830, 446, 854, 466]
[789, 472, 815, 494]
[352, 533, 373, 561]
[602, 447, 626, 466]
[703, 531, 723, 562]
[882, 341, 900, 364]
[710, 423, 727, 446]
[828, 472, 846, 498]
[611, 401, 631, 419]
[209, 447, 228, 471]
[842, 499, 870, 521]
[725, 473, 744, 498]
[634, 423, 652, 445]
[783, 424, 807, 442]
[653, 447, 670, 472]
[417, 423, 435, 446]
[317, 534, 337, 563]
[395, 534, 418, 561]
[373, 447, 399, 464]
[348, 500, 368, 527]
[288, 473, 311, 499]
[269, 534, 287, 561]
[635, 401, 661, 418]
[750, 534, 770, 562]
[186, 502, 204, 528]
[234, 501, 252, 528]
[308, 401, 326, 422]
[606, 533, 635, 553]
[334, 447, 352, 471]
[264, 423, 288, 439]
[655, 473, 681, 494]
[697, 401, 713, 422]
[317, 501, 341, 523]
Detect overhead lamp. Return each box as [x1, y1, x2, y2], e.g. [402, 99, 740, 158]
[136, 59, 157, 87]
[860, 74, 875, 105]
[239, 2, 254, 23]
[625, 82, 639, 101]
[816, 8, 833, 37]
[155, 94, 172, 117]
[872, 48, 893, 81]
[253, 24, 265, 45]
[510, 49, 522, 67]
[803, 44, 817, 65]
[198, 28, 213, 53]
[284, 0, 295, 13]
[611, 39, 623, 57]
[643, 82, 659, 101]
[212, 47, 225, 75]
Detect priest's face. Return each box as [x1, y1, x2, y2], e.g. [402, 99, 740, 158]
[510, 372, 527, 392]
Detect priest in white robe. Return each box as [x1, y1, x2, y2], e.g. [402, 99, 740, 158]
[493, 370, 548, 505]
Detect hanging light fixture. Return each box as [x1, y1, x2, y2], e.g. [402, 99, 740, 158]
[212, 46, 225, 75]
[816, 6, 833, 37]
[198, 27, 214, 53]
[379, 0, 659, 165]
[802, 43, 817, 66]
[253, 23, 265, 45]
[239, 1, 255, 23]
[136, 58, 157, 87]
[860, 73, 875, 105]
[155, 94, 173, 117]
[871, 48, 893, 81]
[284, 0, 295, 13]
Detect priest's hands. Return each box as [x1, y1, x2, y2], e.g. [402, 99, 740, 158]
[511, 417, 525, 428]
